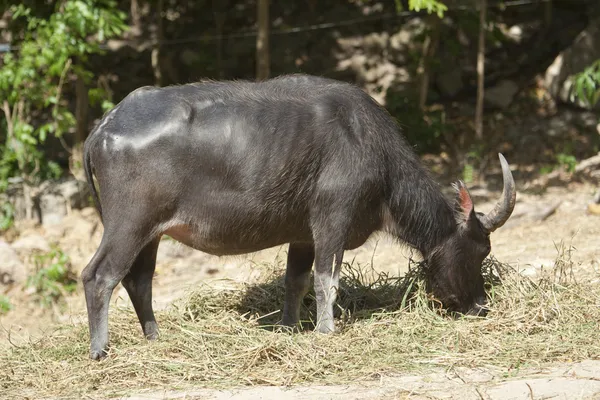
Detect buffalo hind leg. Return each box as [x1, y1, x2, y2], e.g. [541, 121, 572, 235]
[82, 227, 148, 360]
[121, 238, 160, 340]
[281, 243, 315, 328]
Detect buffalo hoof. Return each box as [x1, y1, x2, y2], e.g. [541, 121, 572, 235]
[89, 348, 108, 360]
[315, 321, 335, 334]
[143, 322, 159, 340]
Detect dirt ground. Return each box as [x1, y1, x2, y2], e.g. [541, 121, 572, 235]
[2, 179, 600, 399]
[122, 360, 600, 400]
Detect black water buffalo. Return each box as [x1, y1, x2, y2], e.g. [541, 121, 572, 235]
[82, 74, 516, 360]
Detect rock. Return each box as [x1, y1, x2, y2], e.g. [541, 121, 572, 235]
[11, 234, 50, 253]
[0, 240, 25, 285]
[70, 216, 96, 238]
[336, 54, 368, 77]
[1, 185, 30, 222]
[51, 211, 102, 274]
[43, 223, 67, 243]
[54, 212, 97, 243]
[544, 16, 600, 110]
[39, 179, 90, 227]
[362, 32, 389, 54]
[80, 206, 99, 219]
[363, 61, 397, 82]
[485, 80, 519, 109]
[337, 36, 363, 52]
[39, 193, 67, 226]
[3, 178, 90, 227]
[58, 180, 89, 207]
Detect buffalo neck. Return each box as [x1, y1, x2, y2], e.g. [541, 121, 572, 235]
[384, 155, 457, 256]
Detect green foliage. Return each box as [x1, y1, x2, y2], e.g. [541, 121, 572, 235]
[26, 246, 77, 308]
[396, 0, 448, 17]
[461, 147, 484, 184]
[556, 153, 577, 173]
[88, 88, 117, 113]
[462, 162, 474, 184]
[0, 1, 127, 188]
[0, 295, 11, 314]
[570, 59, 600, 108]
[0, 202, 15, 231]
[539, 152, 578, 175]
[539, 165, 554, 175]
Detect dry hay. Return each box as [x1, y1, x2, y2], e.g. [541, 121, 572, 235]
[1, 243, 599, 399]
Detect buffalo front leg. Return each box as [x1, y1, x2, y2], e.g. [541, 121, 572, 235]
[121, 238, 160, 340]
[281, 243, 315, 328]
[313, 247, 344, 334]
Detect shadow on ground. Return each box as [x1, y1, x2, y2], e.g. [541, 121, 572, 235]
[228, 257, 506, 330]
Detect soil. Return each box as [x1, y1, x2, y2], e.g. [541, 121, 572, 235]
[1, 179, 600, 399]
[122, 360, 600, 400]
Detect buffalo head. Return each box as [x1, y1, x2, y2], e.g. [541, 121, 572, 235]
[426, 153, 516, 316]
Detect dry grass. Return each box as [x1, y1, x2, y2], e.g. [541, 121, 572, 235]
[1, 243, 600, 399]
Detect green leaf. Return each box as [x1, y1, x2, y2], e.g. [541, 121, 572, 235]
[45, 96, 58, 106]
[408, 0, 447, 17]
[571, 59, 600, 107]
[101, 100, 115, 112]
[0, 0, 126, 186]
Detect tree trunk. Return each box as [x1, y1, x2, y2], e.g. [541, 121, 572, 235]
[131, 0, 143, 36]
[151, 0, 164, 86]
[417, 15, 441, 110]
[475, 0, 487, 139]
[70, 72, 88, 180]
[75, 73, 88, 146]
[256, 0, 270, 81]
[22, 182, 34, 221]
[1, 100, 14, 145]
[215, 16, 225, 79]
[544, 0, 553, 28]
[213, 0, 226, 79]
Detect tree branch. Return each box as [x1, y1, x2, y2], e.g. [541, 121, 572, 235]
[475, 0, 487, 139]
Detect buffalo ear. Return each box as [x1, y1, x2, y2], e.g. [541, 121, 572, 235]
[452, 181, 476, 225]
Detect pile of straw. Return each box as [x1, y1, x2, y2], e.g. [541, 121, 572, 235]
[2, 245, 599, 399]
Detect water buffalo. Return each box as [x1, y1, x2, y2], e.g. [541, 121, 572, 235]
[82, 74, 516, 360]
